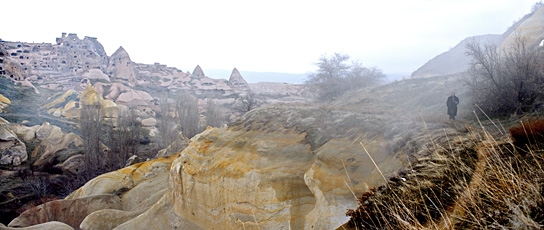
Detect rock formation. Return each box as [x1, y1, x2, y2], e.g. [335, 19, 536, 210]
[5, 71, 472, 229]
[501, 6, 544, 50]
[0, 93, 10, 113]
[228, 68, 248, 88]
[192, 65, 205, 78]
[0, 117, 27, 165]
[106, 47, 137, 85]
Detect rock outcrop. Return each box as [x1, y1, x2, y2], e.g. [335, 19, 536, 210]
[501, 6, 544, 50]
[192, 65, 205, 78]
[29, 122, 84, 173]
[228, 68, 248, 88]
[106, 47, 137, 85]
[8, 195, 123, 229]
[0, 94, 10, 114]
[0, 117, 27, 165]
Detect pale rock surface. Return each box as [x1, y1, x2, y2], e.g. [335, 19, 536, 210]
[228, 68, 249, 88]
[66, 154, 178, 202]
[61, 154, 86, 175]
[140, 117, 156, 127]
[11, 124, 37, 142]
[0, 221, 74, 230]
[8, 195, 123, 229]
[30, 122, 84, 171]
[42, 90, 78, 111]
[116, 90, 154, 107]
[0, 93, 10, 113]
[192, 65, 205, 77]
[0, 117, 27, 165]
[106, 47, 137, 84]
[501, 6, 544, 50]
[20, 79, 40, 94]
[156, 133, 189, 158]
[82, 69, 110, 82]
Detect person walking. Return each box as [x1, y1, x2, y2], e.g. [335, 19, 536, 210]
[447, 92, 459, 120]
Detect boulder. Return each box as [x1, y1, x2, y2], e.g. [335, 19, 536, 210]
[31, 122, 84, 171]
[61, 154, 86, 175]
[11, 124, 37, 142]
[8, 195, 123, 229]
[0, 93, 11, 113]
[116, 90, 153, 107]
[0, 221, 74, 230]
[82, 69, 110, 82]
[140, 118, 156, 127]
[0, 117, 27, 165]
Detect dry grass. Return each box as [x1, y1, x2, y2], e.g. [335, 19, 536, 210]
[343, 117, 544, 229]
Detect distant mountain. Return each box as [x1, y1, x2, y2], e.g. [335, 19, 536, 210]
[205, 69, 308, 84]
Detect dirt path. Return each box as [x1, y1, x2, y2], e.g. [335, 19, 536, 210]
[436, 140, 494, 229]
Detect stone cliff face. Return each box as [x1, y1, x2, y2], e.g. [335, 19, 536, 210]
[501, 6, 544, 50]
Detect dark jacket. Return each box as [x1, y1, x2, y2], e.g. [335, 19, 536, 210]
[447, 95, 459, 116]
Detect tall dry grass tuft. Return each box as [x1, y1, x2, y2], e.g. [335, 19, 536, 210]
[344, 117, 544, 229]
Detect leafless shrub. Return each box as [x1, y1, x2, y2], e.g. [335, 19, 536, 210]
[205, 98, 224, 127]
[236, 89, 265, 113]
[305, 53, 385, 101]
[465, 35, 544, 116]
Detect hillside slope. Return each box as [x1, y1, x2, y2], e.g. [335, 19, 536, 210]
[411, 6, 542, 78]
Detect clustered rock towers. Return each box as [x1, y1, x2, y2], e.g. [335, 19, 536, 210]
[0, 33, 249, 93]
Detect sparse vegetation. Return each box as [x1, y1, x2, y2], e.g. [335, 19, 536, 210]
[205, 98, 223, 127]
[465, 35, 544, 117]
[236, 89, 265, 113]
[344, 117, 544, 229]
[305, 53, 386, 101]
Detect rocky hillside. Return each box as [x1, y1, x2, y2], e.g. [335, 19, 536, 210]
[411, 5, 544, 78]
[0, 33, 309, 118]
[3, 71, 471, 229]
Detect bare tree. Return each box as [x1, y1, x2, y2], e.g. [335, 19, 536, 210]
[205, 99, 223, 127]
[175, 92, 201, 138]
[237, 90, 264, 113]
[157, 94, 177, 149]
[465, 35, 544, 116]
[80, 96, 102, 179]
[306, 53, 385, 101]
[103, 108, 142, 170]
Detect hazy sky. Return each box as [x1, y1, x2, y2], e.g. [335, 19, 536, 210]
[1, 0, 538, 77]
